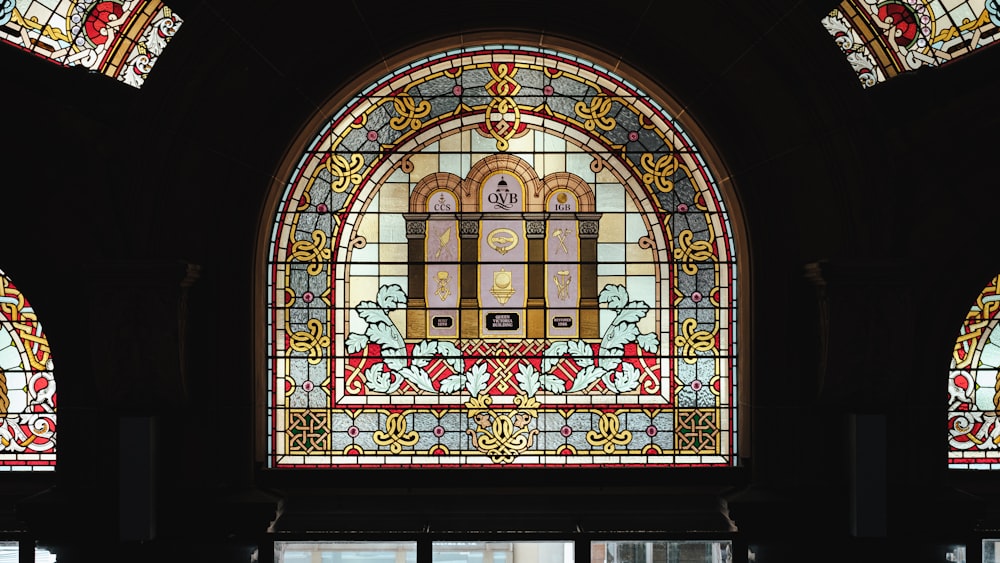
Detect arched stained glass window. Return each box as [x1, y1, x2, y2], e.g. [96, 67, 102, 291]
[949, 274, 1000, 469]
[823, 0, 1000, 87]
[0, 0, 182, 88]
[265, 42, 742, 468]
[0, 268, 56, 470]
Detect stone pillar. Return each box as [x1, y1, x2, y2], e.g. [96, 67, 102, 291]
[577, 214, 601, 339]
[459, 218, 481, 338]
[404, 214, 428, 339]
[525, 215, 547, 338]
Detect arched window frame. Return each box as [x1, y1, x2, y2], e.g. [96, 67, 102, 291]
[948, 274, 1000, 469]
[256, 35, 750, 470]
[0, 268, 56, 471]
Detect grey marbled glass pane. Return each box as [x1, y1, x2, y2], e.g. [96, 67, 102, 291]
[428, 95, 460, 121]
[650, 413, 674, 449]
[677, 386, 696, 408]
[551, 76, 590, 97]
[340, 127, 368, 154]
[417, 75, 455, 98]
[515, 93, 545, 107]
[545, 95, 576, 119]
[436, 412, 466, 450]
[676, 360, 697, 385]
[517, 68, 544, 89]
[459, 68, 490, 90]
[637, 128, 667, 152]
[615, 108, 640, 136]
[624, 410, 652, 432]
[693, 388, 718, 408]
[329, 425, 354, 451]
[412, 413, 440, 451]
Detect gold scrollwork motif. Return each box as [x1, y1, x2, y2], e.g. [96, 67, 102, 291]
[289, 318, 331, 365]
[389, 92, 432, 132]
[640, 153, 680, 193]
[955, 274, 1000, 369]
[465, 394, 540, 464]
[674, 317, 718, 364]
[574, 94, 616, 132]
[673, 229, 715, 275]
[373, 411, 419, 454]
[0, 278, 51, 371]
[325, 153, 365, 193]
[586, 411, 632, 454]
[484, 64, 523, 151]
[290, 229, 331, 276]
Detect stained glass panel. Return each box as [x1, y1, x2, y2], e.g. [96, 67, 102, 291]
[824, 0, 1000, 87]
[0, 0, 182, 88]
[0, 268, 56, 470]
[266, 44, 739, 468]
[949, 274, 1000, 469]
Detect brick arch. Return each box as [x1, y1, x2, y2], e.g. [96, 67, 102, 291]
[462, 154, 542, 211]
[409, 172, 463, 213]
[541, 172, 596, 213]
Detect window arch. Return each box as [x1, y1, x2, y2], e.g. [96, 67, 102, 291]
[0, 268, 56, 470]
[823, 0, 1000, 88]
[263, 40, 744, 468]
[0, 0, 182, 88]
[949, 274, 1000, 469]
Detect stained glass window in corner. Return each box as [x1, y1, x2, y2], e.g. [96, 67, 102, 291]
[823, 0, 1000, 88]
[266, 44, 740, 468]
[0, 1, 182, 88]
[949, 274, 1000, 469]
[0, 269, 56, 470]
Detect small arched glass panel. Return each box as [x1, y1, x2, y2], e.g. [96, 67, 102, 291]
[265, 42, 742, 468]
[0, 0, 182, 88]
[823, 0, 1000, 88]
[0, 268, 56, 470]
[948, 274, 1000, 469]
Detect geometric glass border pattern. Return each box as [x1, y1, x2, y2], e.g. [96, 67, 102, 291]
[949, 274, 1000, 469]
[823, 0, 1000, 88]
[0, 0, 182, 88]
[266, 43, 739, 468]
[0, 268, 56, 470]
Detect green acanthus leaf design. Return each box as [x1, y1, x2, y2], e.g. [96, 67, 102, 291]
[599, 284, 629, 310]
[365, 363, 401, 394]
[439, 374, 465, 394]
[376, 284, 407, 310]
[398, 365, 436, 393]
[345, 332, 369, 354]
[541, 373, 566, 394]
[516, 363, 541, 397]
[637, 333, 659, 353]
[466, 362, 489, 396]
[567, 364, 604, 393]
[603, 361, 641, 393]
[435, 340, 465, 374]
[410, 339, 438, 369]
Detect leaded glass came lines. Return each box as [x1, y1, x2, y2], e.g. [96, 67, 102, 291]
[266, 45, 740, 468]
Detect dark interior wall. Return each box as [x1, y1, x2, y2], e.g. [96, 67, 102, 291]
[1, 1, 998, 561]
